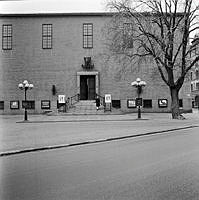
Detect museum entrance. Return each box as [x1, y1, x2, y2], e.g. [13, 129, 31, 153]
[80, 75, 96, 100]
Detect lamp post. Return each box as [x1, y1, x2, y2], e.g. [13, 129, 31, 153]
[131, 78, 146, 119]
[18, 80, 34, 121]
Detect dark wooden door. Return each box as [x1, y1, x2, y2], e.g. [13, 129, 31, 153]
[88, 76, 95, 100]
[80, 76, 88, 100]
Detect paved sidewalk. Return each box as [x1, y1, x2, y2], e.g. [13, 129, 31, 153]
[0, 111, 199, 156]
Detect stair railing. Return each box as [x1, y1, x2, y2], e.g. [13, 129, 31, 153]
[95, 93, 105, 107]
[56, 94, 80, 113]
[68, 93, 80, 107]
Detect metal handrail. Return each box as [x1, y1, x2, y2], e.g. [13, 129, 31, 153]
[57, 94, 80, 113]
[95, 93, 105, 106]
[69, 93, 80, 106]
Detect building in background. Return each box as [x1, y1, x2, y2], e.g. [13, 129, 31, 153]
[0, 12, 192, 114]
[190, 33, 199, 108]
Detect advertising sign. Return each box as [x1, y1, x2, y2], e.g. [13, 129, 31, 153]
[58, 95, 66, 104]
[158, 99, 168, 108]
[105, 94, 111, 103]
[10, 101, 19, 109]
[22, 101, 35, 109]
[41, 100, 51, 109]
[127, 99, 136, 108]
[136, 98, 143, 106]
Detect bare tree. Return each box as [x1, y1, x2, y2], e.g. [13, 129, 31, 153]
[106, 0, 199, 119]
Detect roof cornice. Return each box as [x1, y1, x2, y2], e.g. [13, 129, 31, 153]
[0, 12, 115, 18]
[0, 11, 184, 18]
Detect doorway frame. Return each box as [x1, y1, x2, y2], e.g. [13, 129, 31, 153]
[77, 71, 99, 98]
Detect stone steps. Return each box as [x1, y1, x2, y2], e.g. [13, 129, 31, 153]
[66, 100, 104, 115]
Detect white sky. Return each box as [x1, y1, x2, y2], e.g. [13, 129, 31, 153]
[0, 0, 107, 13]
[0, 0, 198, 14]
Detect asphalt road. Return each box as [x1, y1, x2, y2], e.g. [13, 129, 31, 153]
[1, 127, 199, 200]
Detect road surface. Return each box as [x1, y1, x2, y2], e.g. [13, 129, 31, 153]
[1, 127, 199, 200]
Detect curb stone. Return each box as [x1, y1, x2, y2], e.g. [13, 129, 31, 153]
[16, 118, 149, 123]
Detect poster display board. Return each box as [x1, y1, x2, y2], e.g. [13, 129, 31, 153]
[58, 95, 66, 104]
[136, 98, 143, 107]
[104, 94, 112, 111]
[127, 99, 136, 108]
[105, 94, 111, 103]
[10, 101, 19, 109]
[22, 101, 35, 109]
[41, 100, 51, 109]
[158, 99, 168, 108]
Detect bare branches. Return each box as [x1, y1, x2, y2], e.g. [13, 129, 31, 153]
[106, 0, 199, 90]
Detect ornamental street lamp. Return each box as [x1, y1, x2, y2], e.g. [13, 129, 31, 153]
[18, 80, 34, 121]
[131, 78, 146, 119]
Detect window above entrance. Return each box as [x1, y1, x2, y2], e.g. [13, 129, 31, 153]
[83, 23, 93, 48]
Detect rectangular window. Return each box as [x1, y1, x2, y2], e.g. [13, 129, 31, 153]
[2, 24, 12, 50]
[143, 99, 152, 108]
[123, 23, 134, 48]
[179, 99, 183, 108]
[42, 24, 52, 49]
[191, 83, 193, 91]
[0, 101, 4, 110]
[190, 72, 193, 80]
[196, 70, 199, 79]
[196, 82, 199, 90]
[83, 23, 93, 48]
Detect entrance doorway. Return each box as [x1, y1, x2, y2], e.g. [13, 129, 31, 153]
[80, 75, 96, 100]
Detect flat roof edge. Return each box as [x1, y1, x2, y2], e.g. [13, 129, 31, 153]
[0, 11, 184, 18]
[0, 12, 115, 17]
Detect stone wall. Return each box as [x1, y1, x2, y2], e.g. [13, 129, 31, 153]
[0, 13, 192, 114]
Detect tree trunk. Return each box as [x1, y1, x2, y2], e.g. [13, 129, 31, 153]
[170, 87, 181, 119]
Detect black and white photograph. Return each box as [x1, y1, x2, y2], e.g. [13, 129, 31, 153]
[0, 0, 199, 199]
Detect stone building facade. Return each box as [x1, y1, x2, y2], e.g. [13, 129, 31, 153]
[190, 34, 199, 108]
[0, 12, 192, 114]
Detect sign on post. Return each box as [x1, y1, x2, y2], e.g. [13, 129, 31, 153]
[58, 95, 66, 104]
[136, 98, 142, 107]
[105, 94, 112, 111]
[105, 94, 111, 103]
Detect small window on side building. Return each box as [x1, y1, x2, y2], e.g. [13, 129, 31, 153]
[0, 101, 4, 110]
[179, 99, 183, 108]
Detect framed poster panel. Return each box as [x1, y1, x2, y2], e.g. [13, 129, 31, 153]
[127, 99, 136, 108]
[158, 99, 168, 108]
[10, 101, 20, 109]
[41, 100, 51, 109]
[22, 101, 35, 109]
